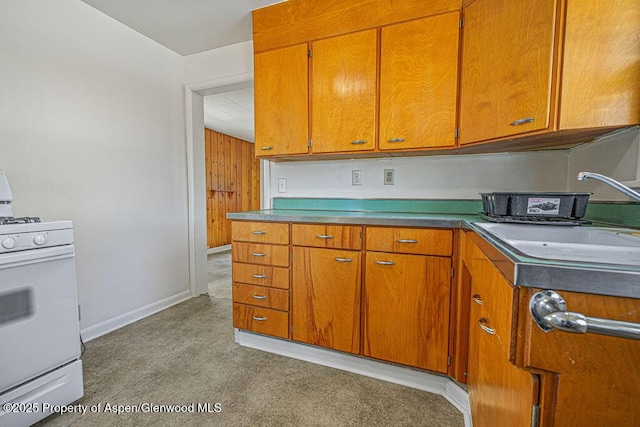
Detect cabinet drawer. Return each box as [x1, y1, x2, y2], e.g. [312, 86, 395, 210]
[232, 242, 289, 267]
[365, 227, 452, 256]
[291, 224, 362, 249]
[233, 303, 289, 339]
[232, 262, 290, 289]
[232, 283, 289, 311]
[232, 221, 290, 244]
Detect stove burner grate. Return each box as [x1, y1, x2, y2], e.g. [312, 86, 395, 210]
[0, 216, 41, 225]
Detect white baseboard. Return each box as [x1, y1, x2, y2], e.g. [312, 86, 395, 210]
[207, 245, 231, 254]
[80, 291, 192, 342]
[237, 330, 471, 426]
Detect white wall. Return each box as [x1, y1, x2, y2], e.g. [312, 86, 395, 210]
[185, 41, 254, 86]
[268, 151, 568, 203]
[0, 0, 189, 338]
[565, 127, 640, 200]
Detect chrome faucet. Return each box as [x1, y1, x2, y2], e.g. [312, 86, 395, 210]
[577, 172, 640, 202]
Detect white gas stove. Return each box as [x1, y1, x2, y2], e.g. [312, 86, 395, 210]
[0, 170, 83, 426]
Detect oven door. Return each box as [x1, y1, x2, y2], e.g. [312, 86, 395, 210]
[0, 245, 80, 393]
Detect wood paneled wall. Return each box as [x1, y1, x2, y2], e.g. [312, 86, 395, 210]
[205, 129, 260, 248]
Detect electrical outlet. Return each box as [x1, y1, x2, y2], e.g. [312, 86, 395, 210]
[352, 170, 362, 186]
[278, 178, 287, 193]
[384, 169, 395, 185]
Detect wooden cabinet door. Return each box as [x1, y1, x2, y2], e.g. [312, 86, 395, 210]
[523, 289, 640, 426]
[291, 247, 361, 353]
[559, 0, 640, 129]
[363, 252, 451, 372]
[311, 29, 377, 153]
[254, 43, 309, 156]
[459, 0, 557, 145]
[464, 235, 537, 427]
[379, 11, 459, 150]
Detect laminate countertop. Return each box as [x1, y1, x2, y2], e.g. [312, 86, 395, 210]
[228, 209, 640, 299]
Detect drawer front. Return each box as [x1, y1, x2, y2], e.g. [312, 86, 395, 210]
[232, 262, 290, 289]
[233, 303, 289, 339]
[232, 221, 290, 244]
[291, 224, 362, 249]
[232, 242, 290, 267]
[366, 227, 453, 255]
[232, 283, 289, 311]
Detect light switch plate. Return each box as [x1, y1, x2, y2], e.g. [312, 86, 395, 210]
[278, 178, 287, 193]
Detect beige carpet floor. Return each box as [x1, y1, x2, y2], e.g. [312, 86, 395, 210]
[37, 251, 464, 426]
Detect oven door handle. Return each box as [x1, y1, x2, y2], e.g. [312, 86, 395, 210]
[530, 290, 640, 340]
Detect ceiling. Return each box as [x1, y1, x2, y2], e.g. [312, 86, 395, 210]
[80, 0, 285, 55]
[204, 88, 254, 143]
[80, 0, 283, 143]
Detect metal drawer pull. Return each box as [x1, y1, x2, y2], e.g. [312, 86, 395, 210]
[335, 257, 352, 263]
[509, 117, 534, 126]
[396, 239, 417, 244]
[472, 294, 483, 305]
[350, 140, 367, 145]
[387, 138, 406, 143]
[252, 316, 267, 321]
[261, 146, 274, 151]
[252, 295, 267, 300]
[478, 318, 496, 335]
[316, 234, 333, 239]
[530, 290, 640, 340]
[252, 274, 267, 279]
[251, 231, 267, 235]
[375, 261, 395, 266]
[252, 252, 267, 257]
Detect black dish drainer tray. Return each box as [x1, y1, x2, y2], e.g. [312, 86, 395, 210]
[480, 213, 591, 226]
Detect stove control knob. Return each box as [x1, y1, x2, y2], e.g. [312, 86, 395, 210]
[2, 237, 16, 249]
[33, 234, 46, 246]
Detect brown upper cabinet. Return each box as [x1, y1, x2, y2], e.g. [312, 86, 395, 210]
[253, 0, 639, 158]
[459, 0, 640, 147]
[311, 30, 378, 153]
[254, 43, 309, 156]
[379, 12, 460, 150]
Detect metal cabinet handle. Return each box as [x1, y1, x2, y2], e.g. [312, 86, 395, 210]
[252, 316, 267, 321]
[252, 274, 267, 279]
[530, 290, 640, 340]
[375, 261, 395, 266]
[396, 239, 417, 244]
[387, 138, 406, 143]
[252, 295, 267, 300]
[261, 146, 274, 151]
[335, 257, 352, 263]
[252, 252, 267, 257]
[509, 117, 534, 126]
[350, 140, 367, 145]
[472, 294, 483, 305]
[316, 234, 333, 239]
[252, 231, 267, 235]
[478, 317, 496, 335]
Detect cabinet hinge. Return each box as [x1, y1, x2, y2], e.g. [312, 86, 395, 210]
[307, 139, 312, 147]
[308, 49, 312, 58]
[450, 267, 455, 278]
[459, 18, 464, 29]
[531, 404, 540, 427]
[454, 128, 459, 139]
[447, 355, 451, 366]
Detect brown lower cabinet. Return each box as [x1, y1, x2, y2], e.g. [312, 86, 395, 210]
[291, 246, 361, 354]
[363, 251, 450, 373]
[231, 220, 640, 426]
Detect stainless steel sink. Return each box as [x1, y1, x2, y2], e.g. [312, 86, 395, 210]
[475, 223, 640, 266]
